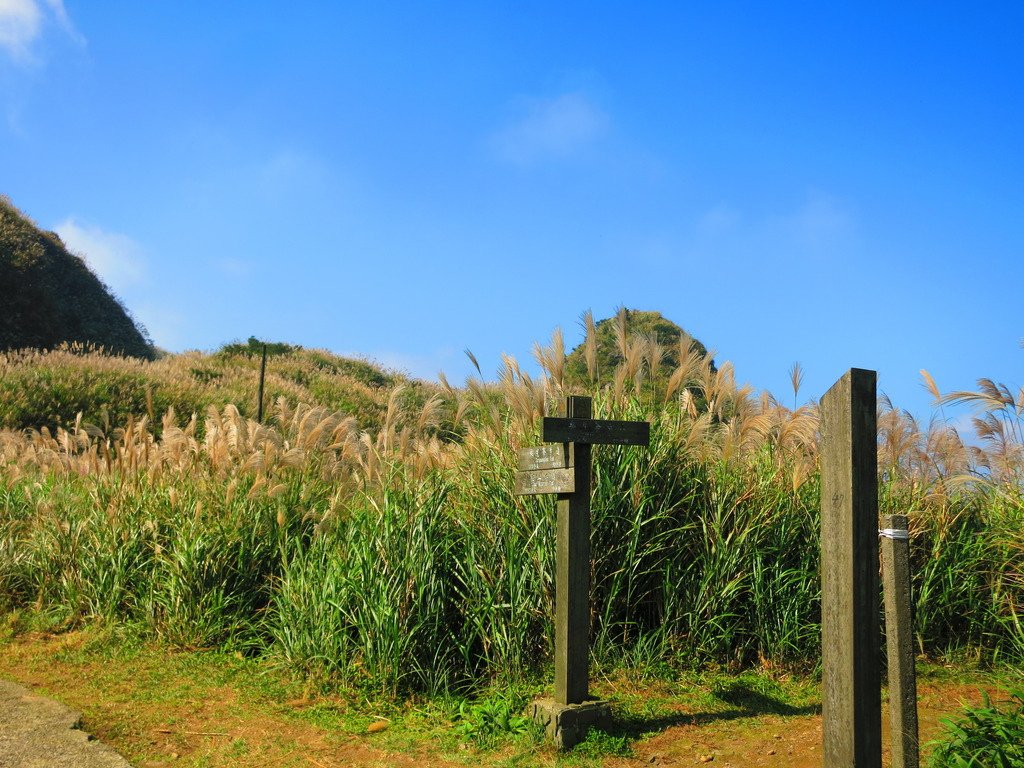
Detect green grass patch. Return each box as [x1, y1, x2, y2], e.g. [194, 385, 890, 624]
[927, 688, 1024, 767]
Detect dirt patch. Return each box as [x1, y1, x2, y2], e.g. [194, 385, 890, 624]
[0, 629, 1019, 767]
[608, 681, 1010, 767]
[0, 630, 459, 768]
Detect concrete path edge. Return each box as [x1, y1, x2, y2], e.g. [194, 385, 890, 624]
[0, 679, 131, 768]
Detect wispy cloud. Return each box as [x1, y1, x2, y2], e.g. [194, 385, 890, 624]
[55, 218, 146, 294]
[490, 92, 610, 166]
[257, 149, 325, 197]
[0, 0, 84, 62]
[131, 303, 185, 351]
[696, 204, 741, 236]
[369, 348, 459, 381]
[53, 217, 188, 350]
[181, 141, 330, 211]
[766, 193, 852, 252]
[625, 193, 857, 273]
[216, 257, 252, 279]
[690, 192, 856, 261]
[42, 0, 83, 46]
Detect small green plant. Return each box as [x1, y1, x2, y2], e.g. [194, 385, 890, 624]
[452, 693, 531, 748]
[569, 728, 633, 759]
[927, 688, 1024, 767]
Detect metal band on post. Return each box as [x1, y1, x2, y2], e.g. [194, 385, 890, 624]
[879, 528, 910, 541]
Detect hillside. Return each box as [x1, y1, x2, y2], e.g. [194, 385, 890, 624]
[0, 310, 711, 435]
[0, 337, 441, 436]
[0, 197, 153, 359]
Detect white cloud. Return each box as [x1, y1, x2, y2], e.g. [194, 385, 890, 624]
[0, 0, 41, 60]
[42, 0, 84, 46]
[52, 217, 187, 348]
[55, 218, 147, 294]
[0, 0, 83, 62]
[131, 303, 185, 351]
[491, 92, 610, 165]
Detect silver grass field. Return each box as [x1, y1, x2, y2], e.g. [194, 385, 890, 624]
[1, 316, 1022, 698]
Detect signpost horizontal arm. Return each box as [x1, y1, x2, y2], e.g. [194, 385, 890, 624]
[542, 417, 650, 446]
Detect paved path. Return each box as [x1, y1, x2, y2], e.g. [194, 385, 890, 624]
[0, 680, 131, 768]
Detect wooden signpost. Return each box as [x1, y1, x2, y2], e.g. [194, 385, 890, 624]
[517, 395, 649, 749]
[256, 343, 268, 424]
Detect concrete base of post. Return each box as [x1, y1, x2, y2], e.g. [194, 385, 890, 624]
[530, 698, 612, 750]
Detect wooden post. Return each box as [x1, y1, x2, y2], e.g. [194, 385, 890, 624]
[257, 343, 267, 424]
[820, 368, 881, 768]
[555, 395, 592, 705]
[521, 399, 648, 748]
[881, 514, 919, 768]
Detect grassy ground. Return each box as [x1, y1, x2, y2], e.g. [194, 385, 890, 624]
[1, 619, 1020, 768]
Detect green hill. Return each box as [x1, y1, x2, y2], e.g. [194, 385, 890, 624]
[0, 197, 153, 359]
[565, 308, 714, 385]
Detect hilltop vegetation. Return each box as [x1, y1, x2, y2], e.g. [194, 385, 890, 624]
[564, 308, 714, 387]
[0, 337, 441, 437]
[0, 307, 706, 439]
[0, 197, 153, 359]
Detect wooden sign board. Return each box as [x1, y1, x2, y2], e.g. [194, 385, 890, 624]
[515, 468, 574, 496]
[542, 417, 650, 446]
[518, 444, 570, 471]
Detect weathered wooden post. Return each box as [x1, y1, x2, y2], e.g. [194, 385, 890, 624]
[820, 368, 881, 768]
[257, 343, 268, 424]
[881, 514, 919, 768]
[554, 395, 592, 706]
[515, 394, 649, 749]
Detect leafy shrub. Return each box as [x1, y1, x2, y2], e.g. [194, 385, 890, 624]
[217, 336, 300, 358]
[928, 688, 1024, 767]
[453, 692, 531, 748]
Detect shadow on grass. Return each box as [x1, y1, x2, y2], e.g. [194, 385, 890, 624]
[605, 679, 821, 741]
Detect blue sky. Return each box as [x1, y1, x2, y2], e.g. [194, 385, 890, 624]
[2, 2, 1021, 425]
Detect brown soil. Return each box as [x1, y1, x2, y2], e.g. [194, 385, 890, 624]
[0, 629, 1017, 767]
[0, 630, 456, 768]
[608, 682, 1005, 768]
